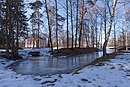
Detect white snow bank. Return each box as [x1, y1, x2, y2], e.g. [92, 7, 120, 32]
[40, 54, 130, 87]
[0, 57, 42, 87]
[0, 53, 130, 87]
[0, 48, 51, 59]
[18, 48, 51, 59]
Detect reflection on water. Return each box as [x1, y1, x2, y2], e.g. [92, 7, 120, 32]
[12, 50, 113, 75]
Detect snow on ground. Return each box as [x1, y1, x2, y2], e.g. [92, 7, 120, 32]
[0, 56, 42, 87]
[18, 48, 51, 59]
[0, 51, 130, 87]
[120, 50, 130, 53]
[0, 48, 51, 59]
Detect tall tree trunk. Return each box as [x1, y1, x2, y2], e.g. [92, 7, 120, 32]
[66, 0, 69, 48]
[99, 17, 103, 48]
[32, 23, 35, 49]
[55, 0, 58, 50]
[121, 22, 125, 47]
[103, 0, 118, 56]
[114, 21, 116, 52]
[16, 1, 19, 58]
[45, 0, 53, 53]
[78, 0, 84, 48]
[95, 14, 98, 48]
[89, 5, 94, 48]
[37, 9, 40, 48]
[91, 26, 94, 48]
[103, 2, 107, 54]
[123, 0, 128, 50]
[9, 1, 15, 56]
[5, 0, 9, 58]
[70, 0, 74, 49]
[75, 0, 79, 48]
[104, 2, 107, 44]
[87, 20, 90, 48]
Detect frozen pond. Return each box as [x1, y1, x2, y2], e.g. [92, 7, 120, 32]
[12, 50, 113, 76]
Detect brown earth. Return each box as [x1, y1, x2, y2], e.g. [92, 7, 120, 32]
[51, 47, 100, 56]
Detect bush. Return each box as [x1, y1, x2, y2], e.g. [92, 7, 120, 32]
[28, 51, 40, 56]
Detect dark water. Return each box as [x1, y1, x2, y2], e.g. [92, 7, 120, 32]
[12, 50, 113, 76]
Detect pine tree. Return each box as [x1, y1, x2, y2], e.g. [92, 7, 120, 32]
[0, 0, 28, 59]
[30, 0, 43, 48]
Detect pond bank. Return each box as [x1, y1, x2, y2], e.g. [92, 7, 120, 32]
[52, 48, 99, 56]
[9, 50, 115, 76]
[70, 52, 118, 73]
[0, 51, 130, 87]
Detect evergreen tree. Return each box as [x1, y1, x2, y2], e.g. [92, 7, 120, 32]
[29, 0, 43, 48]
[0, 0, 28, 59]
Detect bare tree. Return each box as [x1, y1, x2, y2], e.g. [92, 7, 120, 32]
[78, 0, 85, 48]
[113, 20, 116, 52]
[75, 0, 79, 48]
[66, 0, 69, 48]
[70, 0, 74, 48]
[103, 0, 118, 56]
[45, 0, 53, 53]
[55, 0, 58, 50]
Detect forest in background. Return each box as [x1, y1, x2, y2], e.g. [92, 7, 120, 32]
[0, 0, 130, 58]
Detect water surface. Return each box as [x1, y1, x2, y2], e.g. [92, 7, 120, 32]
[12, 50, 113, 75]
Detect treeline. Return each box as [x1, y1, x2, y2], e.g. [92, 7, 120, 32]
[0, 0, 28, 58]
[28, 0, 103, 51]
[0, 0, 118, 58]
[28, 0, 117, 56]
